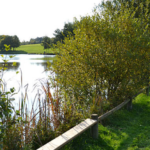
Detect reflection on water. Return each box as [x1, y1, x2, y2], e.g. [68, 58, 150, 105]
[0, 54, 55, 110]
[0, 62, 20, 71]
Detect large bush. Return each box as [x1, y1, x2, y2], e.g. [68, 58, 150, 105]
[50, 0, 150, 115]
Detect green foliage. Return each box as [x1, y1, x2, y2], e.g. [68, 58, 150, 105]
[0, 90, 15, 143]
[21, 40, 30, 45]
[12, 35, 20, 50]
[99, 0, 150, 19]
[62, 93, 150, 150]
[49, 0, 150, 118]
[41, 36, 52, 49]
[0, 35, 20, 51]
[53, 22, 75, 44]
[29, 119, 55, 150]
[0, 45, 25, 149]
[1, 1, 150, 149]
[21, 37, 44, 45]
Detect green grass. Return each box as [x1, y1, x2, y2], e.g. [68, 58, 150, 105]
[16, 44, 45, 53]
[62, 93, 150, 150]
[0, 44, 58, 54]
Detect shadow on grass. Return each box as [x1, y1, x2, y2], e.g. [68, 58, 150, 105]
[0, 50, 28, 54]
[62, 128, 114, 150]
[0, 50, 56, 55]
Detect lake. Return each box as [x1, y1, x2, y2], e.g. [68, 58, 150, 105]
[0, 54, 55, 110]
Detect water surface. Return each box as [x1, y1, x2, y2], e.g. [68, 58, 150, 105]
[0, 54, 55, 110]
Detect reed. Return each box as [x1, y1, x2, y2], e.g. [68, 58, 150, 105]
[0, 63, 86, 150]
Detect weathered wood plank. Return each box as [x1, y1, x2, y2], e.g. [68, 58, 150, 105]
[98, 99, 130, 121]
[37, 118, 97, 150]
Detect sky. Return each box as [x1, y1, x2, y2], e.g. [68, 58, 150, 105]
[0, 0, 105, 42]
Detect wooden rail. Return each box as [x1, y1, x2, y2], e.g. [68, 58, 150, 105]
[98, 85, 150, 121]
[98, 99, 130, 121]
[37, 118, 97, 150]
[37, 86, 150, 150]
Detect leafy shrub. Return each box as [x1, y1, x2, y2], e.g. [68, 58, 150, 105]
[49, 0, 150, 115]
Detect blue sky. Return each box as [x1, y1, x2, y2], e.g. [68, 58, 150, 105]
[0, 0, 106, 42]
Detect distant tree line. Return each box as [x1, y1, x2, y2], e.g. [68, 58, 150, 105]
[20, 22, 76, 50]
[21, 37, 44, 45]
[0, 22, 76, 51]
[0, 35, 20, 51]
[41, 22, 75, 49]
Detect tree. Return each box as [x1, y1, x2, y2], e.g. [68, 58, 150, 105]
[29, 37, 43, 44]
[11, 35, 20, 50]
[48, 0, 150, 116]
[63, 22, 75, 37]
[34, 37, 43, 44]
[41, 36, 51, 49]
[98, 0, 150, 20]
[0, 35, 20, 51]
[30, 38, 36, 44]
[0, 35, 5, 49]
[53, 29, 64, 44]
[53, 22, 75, 44]
[98, 0, 150, 90]
[0, 36, 13, 51]
[21, 40, 30, 45]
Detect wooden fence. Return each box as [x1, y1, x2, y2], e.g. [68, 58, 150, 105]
[37, 86, 150, 150]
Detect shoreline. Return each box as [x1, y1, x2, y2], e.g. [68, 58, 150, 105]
[0, 52, 56, 55]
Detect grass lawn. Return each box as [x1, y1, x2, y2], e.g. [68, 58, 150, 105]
[0, 44, 58, 54]
[62, 92, 150, 150]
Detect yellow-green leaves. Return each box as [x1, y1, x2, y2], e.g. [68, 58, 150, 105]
[2, 59, 9, 63]
[12, 62, 17, 66]
[9, 55, 15, 59]
[49, 0, 150, 114]
[0, 45, 17, 75]
[4, 44, 10, 51]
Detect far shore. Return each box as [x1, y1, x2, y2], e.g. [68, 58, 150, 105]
[0, 52, 56, 55]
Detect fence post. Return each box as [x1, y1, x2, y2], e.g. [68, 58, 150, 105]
[127, 97, 132, 111]
[91, 114, 98, 139]
[146, 87, 149, 96]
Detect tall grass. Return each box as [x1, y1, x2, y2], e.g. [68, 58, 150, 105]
[0, 45, 85, 149]
[0, 52, 103, 150]
[0, 68, 85, 150]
